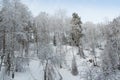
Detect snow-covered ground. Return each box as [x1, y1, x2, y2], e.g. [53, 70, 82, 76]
[1, 45, 103, 80]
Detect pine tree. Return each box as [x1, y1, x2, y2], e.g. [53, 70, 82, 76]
[62, 33, 67, 45]
[53, 35, 57, 46]
[71, 56, 78, 76]
[70, 12, 85, 58]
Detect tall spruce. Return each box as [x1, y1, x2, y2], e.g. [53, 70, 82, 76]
[70, 13, 85, 58]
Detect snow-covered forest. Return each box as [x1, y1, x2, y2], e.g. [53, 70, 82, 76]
[0, 0, 120, 80]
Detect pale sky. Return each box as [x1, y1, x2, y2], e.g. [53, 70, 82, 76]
[21, 0, 120, 23]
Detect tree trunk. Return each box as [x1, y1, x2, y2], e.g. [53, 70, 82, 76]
[78, 46, 85, 58]
[44, 61, 48, 80]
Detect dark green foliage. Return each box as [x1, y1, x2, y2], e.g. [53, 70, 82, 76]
[71, 56, 78, 76]
[53, 35, 57, 46]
